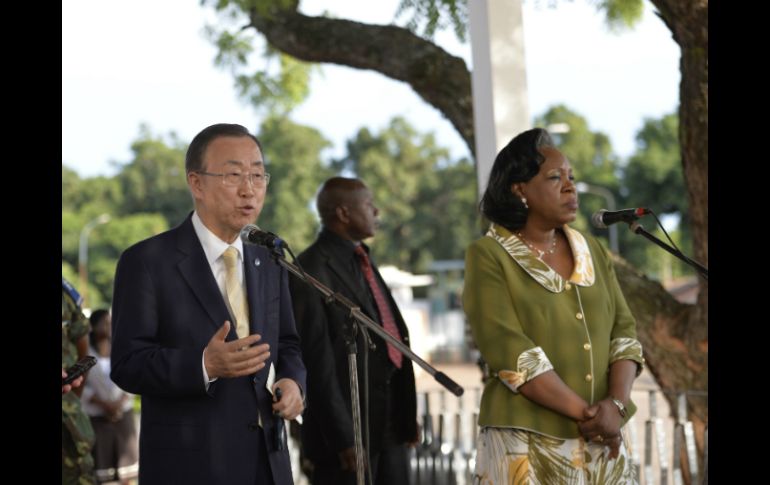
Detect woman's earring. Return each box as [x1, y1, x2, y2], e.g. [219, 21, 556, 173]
[521, 197, 528, 209]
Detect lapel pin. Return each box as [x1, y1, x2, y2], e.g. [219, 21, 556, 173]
[253, 257, 261, 267]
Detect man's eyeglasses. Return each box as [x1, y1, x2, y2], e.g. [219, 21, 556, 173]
[196, 171, 271, 187]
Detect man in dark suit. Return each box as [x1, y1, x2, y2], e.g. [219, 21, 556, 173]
[289, 177, 418, 485]
[110, 123, 306, 485]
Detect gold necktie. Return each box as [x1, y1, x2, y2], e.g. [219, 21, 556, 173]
[222, 247, 250, 338]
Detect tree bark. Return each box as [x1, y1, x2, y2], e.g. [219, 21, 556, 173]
[614, 256, 707, 482]
[647, 1, 708, 479]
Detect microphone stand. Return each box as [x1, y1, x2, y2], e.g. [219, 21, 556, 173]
[266, 246, 465, 485]
[627, 222, 708, 280]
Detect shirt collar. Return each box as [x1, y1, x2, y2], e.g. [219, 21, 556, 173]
[191, 211, 245, 265]
[319, 227, 364, 259]
[485, 223, 595, 293]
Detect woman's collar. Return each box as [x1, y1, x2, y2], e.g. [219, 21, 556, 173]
[485, 223, 595, 293]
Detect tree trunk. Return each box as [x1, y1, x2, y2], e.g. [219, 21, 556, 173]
[614, 256, 707, 482]
[649, 0, 708, 479]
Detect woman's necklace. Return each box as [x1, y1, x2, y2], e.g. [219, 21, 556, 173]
[516, 231, 557, 259]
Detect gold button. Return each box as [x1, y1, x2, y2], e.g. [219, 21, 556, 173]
[565, 283, 572, 290]
[585, 374, 593, 382]
[583, 343, 591, 350]
[576, 312, 583, 320]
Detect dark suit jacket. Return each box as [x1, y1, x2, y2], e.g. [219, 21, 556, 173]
[289, 229, 417, 465]
[110, 214, 306, 485]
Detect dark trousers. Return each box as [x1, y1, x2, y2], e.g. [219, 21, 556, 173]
[311, 441, 410, 485]
[256, 426, 277, 485]
[311, 371, 410, 485]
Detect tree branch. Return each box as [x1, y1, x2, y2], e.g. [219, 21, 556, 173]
[246, 6, 475, 155]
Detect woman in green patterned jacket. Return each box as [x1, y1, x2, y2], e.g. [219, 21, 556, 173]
[463, 128, 644, 484]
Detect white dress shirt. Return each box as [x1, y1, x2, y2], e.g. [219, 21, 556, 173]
[191, 211, 247, 389]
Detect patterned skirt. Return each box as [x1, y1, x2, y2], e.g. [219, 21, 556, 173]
[473, 427, 638, 485]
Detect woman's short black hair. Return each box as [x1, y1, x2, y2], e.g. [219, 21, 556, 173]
[479, 127, 555, 231]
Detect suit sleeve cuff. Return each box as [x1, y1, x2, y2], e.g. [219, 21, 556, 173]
[202, 348, 218, 391]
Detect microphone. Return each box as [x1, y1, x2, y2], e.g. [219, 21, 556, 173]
[240, 224, 287, 249]
[591, 208, 650, 228]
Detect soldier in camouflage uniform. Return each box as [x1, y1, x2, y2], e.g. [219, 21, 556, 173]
[62, 278, 97, 485]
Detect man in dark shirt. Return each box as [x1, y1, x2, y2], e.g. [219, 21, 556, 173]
[290, 177, 418, 485]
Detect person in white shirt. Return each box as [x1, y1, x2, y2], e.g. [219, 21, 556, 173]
[82, 309, 139, 484]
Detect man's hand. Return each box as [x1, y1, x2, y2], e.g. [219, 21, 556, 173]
[271, 378, 304, 421]
[204, 321, 270, 379]
[61, 369, 83, 394]
[408, 422, 422, 447]
[338, 446, 360, 472]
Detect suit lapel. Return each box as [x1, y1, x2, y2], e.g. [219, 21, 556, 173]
[175, 217, 232, 333]
[244, 244, 277, 389]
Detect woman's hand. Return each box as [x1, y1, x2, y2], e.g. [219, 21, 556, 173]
[603, 435, 622, 459]
[578, 398, 623, 444]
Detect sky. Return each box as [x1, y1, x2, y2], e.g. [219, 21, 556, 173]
[62, 0, 680, 178]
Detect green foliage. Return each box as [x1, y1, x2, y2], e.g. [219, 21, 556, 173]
[61, 176, 122, 290]
[63, 127, 182, 308]
[412, 157, 479, 264]
[207, 26, 255, 68]
[624, 114, 683, 211]
[395, 0, 468, 42]
[62, 165, 82, 212]
[334, 117, 477, 272]
[115, 125, 192, 225]
[62, 165, 124, 217]
[256, 116, 332, 251]
[94, 214, 169, 258]
[61, 262, 81, 299]
[62, 211, 83, 264]
[234, 53, 315, 117]
[620, 112, 692, 279]
[205, 0, 296, 17]
[89, 213, 170, 304]
[590, 0, 645, 31]
[532, 1, 644, 31]
[204, 1, 314, 117]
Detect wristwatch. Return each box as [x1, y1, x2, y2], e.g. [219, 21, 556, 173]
[610, 397, 627, 418]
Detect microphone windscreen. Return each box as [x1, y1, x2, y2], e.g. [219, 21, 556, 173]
[591, 210, 608, 229]
[240, 224, 259, 243]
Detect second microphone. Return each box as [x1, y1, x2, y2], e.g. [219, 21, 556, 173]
[591, 208, 650, 228]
